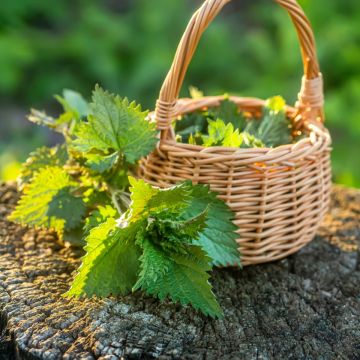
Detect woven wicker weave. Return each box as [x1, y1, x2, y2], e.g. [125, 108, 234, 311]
[139, 0, 332, 266]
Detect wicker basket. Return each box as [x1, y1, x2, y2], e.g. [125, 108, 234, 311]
[139, 0, 332, 266]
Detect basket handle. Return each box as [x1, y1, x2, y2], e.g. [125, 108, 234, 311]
[155, 0, 324, 136]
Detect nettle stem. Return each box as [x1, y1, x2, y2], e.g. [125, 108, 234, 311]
[109, 187, 131, 215]
[110, 188, 122, 214]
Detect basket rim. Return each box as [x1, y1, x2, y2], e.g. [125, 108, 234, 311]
[149, 95, 331, 164]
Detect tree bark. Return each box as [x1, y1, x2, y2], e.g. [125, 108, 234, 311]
[0, 183, 359, 360]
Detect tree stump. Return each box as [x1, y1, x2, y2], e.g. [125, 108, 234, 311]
[0, 183, 359, 360]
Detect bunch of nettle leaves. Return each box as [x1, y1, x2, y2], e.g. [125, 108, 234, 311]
[10, 86, 293, 317]
[176, 87, 293, 149]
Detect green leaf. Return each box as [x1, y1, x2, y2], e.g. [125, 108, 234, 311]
[84, 205, 118, 235]
[55, 89, 90, 119]
[223, 128, 243, 147]
[182, 184, 241, 267]
[243, 119, 260, 136]
[135, 240, 222, 318]
[9, 166, 85, 236]
[19, 145, 68, 186]
[178, 209, 208, 239]
[147, 183, 192, 214]
[139, 211, 208, 256]
[65, 177, 236, 316]
[128, 177, 192, 221]
[66, 218, 141, 298]
[73, 85, 158, 164]
[63, 175, 238, 316]
[47, 187, 86, 229]
[81, 182, 111, 209]
[245, 96, 291, 148]
[128, 177, 237, 314]
[133, 237, 172, 290]
[203, 119, 229, 147]
[128, 177, 240, 267]
[175, 112, 208, 143]
[128, 176, 158, 221]
[63, 227, 86, 247]
[203, 119, 242, 148]
[240, 132, 265, 148]
[211, 97, 245, 130]
[175, 98, 245, 145]
[84, 152, 119, 173]
[28, 89, 88, 134]
[188, 132, 203, 145]
[176, 96, 290, 148]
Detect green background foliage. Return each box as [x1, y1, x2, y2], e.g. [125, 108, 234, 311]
[0, 0, 359, 187]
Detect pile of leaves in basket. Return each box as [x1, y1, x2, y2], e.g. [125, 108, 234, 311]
[9, 86, 296, 318]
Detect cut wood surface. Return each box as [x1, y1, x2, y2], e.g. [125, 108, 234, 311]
[0, 183, 359, 360]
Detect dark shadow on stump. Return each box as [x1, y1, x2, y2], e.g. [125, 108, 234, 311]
[0, 183, 359, 359]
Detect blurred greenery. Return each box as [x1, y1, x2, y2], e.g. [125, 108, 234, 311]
[0, 0, 359, 187]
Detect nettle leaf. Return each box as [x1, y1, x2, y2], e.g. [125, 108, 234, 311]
[243, 119, 260, 137]
[128, 177, 192, 221]
[240, 132, 265, 149]
[81, 203, 117, 245]
[68, 177, 233, 317]
[211, 98, 245, 130]
[47, 188, 86, 229]
[135, 240, 222, 318]
[175, 97, 245, 145]
[85, 152, 119, 174]
[66, 218, 141, 298]
[178, 209, 208, 239]
[176, 95, 293, 149]
[14, 83, 247, 317]
[141, 211, 208, 255]
[84, 205, 118, 235]
[245, 96, 291, 148]
[28, 89, 89, 133]
[175, 112, 208, 143]
[147, 183, 192, 214]
[128, 178, 230, 316]
[203, 119, 230, 147]
[128, 176, 158, 221]
[63, 227, 85, 247]
[182, 184, 241, 267]
[188, 132, 203, 146]
[19, 145, 68, 186]
[9, 166, 86, 236]
[55, 89, 90, 119]
[223, 128, 243, 147]
[133, 237, 172, 290]
[73, 85, 158, 164]
[129, 177, 240, 273]
[203, 119, 242, 148]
